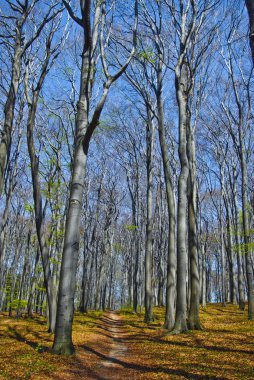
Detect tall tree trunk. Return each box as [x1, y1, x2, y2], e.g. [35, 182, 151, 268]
[224, 200, 237, 305]
[240, 152, 254, 319]
[232, 168, 245, 310]
[144, 108, 155, 323]
[187, 117, 202, 329]
[219, 163, 227, 306]
[201, 244, 206, 308]
[156, 54, 176, 330]
[53, 0, 137, 353]
[27, 248, 40, 317]
[53, 1, 93, 349]
[25, 42, 59, 332]
[53, 136, 89, 354]
[27, 99, 57, 332]
[173, 61, 189, 333]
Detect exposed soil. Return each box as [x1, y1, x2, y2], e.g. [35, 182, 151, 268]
[52, 311, 138, 380]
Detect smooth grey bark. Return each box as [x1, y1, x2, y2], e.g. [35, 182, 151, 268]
[144, 107, 155, 323]
[53, 0, 102, 351]
[173, 59, 189, 333]
[53, 0, 137, 354]
[156, 58, 176, 330]
[187, 131, 202, 329]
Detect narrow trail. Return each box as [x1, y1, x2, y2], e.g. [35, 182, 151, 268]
[99, 312, 128, 370]
[54, 311, 136, 380]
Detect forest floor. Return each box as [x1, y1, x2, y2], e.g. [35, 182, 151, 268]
[0, 304, 253, 379]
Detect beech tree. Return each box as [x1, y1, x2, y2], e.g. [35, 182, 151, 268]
[166, 0, 219, 333]
[53, 0, 138, 354]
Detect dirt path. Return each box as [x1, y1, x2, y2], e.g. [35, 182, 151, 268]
[53, 311, 136, 380]
[99, 312, 128, 370]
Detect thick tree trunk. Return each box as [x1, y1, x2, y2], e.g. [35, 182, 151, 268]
[173, 62, 189, 333]
[144, 109, 155, 323]
[53, 138, 88, 354]
[156, 56, 176, 330]
[53, 8, 92, 349]
[53, 0, 137, 353]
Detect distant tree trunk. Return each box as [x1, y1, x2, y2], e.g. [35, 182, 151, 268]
[79, 240, 89, 313]
[27, 249, 40, 317]
[157, 257, 164, 307]
[219, 162, 227, 306]
[127, 175, 139, 313]
[232, 167, 245, 310]
[17, 232, 31, 317]
[240, 151, 254, 319]
[25, 38, 59, 333]
[225, 206, 237, 305]
[235, 219, 245, 310]
[201, 244, 206, 308]
[222, 37, 254, 318]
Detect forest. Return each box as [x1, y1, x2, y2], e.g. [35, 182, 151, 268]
[0, 0, 254, 379]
